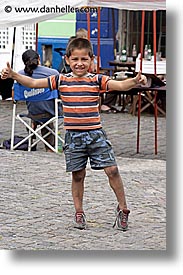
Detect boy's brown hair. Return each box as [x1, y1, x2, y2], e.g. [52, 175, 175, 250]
[66, 37, 94, 58]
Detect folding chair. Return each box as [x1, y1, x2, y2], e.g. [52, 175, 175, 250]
[11, 82, 64, 153]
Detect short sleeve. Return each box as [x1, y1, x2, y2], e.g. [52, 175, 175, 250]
[48, 74, 60, 91]
[97, 74, 110, 93]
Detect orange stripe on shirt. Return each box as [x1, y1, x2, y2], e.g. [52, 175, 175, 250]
[61, 95, 99, 102]
[61, 86, 99, 92]
[100, 75, 110, 90]
[64, 117, 100, 124]
[49, 75, 57, 90]
[63, 106, 99, 113]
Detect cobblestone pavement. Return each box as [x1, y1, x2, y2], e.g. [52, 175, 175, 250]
[0, 101, 166, 250]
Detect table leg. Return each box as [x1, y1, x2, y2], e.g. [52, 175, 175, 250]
[137, 92, 141, 153]
[140, 91, 166, 116]
[154, 91, 158, 154]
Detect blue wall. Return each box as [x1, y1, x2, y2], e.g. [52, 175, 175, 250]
[37, 8, 118, 71]
[76, 8, 118, 68]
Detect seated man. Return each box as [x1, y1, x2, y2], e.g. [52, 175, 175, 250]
[19, 49, 61, 152]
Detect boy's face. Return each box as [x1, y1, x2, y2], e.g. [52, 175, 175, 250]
[65, 48, 93, 77]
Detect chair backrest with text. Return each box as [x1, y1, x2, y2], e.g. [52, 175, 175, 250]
[13, 82, 59, 102]
[11, 82, 63, 153]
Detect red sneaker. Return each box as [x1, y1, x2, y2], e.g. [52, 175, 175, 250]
[113, 206, 130, 231]
[74, 211, 87, 230]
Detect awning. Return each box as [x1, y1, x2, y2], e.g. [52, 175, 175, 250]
[0, 0, 166, 27]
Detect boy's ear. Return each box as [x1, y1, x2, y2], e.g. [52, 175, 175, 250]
[65, 55, 70, 65]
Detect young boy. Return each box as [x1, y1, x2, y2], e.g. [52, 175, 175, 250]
[1, 38, 147, 231]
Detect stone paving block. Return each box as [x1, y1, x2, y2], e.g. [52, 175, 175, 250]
[0, 101, 166, 250]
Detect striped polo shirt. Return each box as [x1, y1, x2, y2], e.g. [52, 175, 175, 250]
[48, 72, 110, 130]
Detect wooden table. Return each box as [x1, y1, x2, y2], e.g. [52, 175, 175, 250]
[105, 70, 166, 155]
[109, 82, 166, 155]
[129, 85, 166, 155]
[108, 60, 136, 72]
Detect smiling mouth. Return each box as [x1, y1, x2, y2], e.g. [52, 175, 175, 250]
[75, 68, 85, 73]
[75, 66, 84, 70]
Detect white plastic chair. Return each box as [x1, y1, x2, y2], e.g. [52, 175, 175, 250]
[11, 82, 64, 153]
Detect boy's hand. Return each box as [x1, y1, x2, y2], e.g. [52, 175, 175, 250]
[1, 62, 12, 79]
[134, 71, 147, 85]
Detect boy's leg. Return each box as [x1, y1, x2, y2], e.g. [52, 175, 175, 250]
[104, 165, 130, 231]
[72, 168, 86, 212]
[104, 165, 127, 210]
[72, 168, 87, 229]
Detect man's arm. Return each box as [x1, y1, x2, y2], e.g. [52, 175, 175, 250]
[107, 71, 147, 91]
[1, 62, 49, 88]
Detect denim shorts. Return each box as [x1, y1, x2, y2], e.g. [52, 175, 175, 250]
[63, 128, 117, 172]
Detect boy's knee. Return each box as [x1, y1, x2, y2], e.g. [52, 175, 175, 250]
[105, 166, 119, 178]
[72, 169, 86, 182]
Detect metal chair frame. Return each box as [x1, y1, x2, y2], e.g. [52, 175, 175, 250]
[11, 83, 64, 153]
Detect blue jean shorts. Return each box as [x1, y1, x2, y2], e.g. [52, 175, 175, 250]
[63, 128, 117, 172]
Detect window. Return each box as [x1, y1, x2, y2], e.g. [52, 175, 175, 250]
[21, 24, 36, 50]
[119, 10, 166, 58]
[0, 27, 9, 50]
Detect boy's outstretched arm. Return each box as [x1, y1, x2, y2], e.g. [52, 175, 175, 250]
[108, 71, 147, 91]
[1, 62, 49, 88]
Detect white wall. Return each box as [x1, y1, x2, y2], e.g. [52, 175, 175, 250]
[0, 25, 36, 73]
